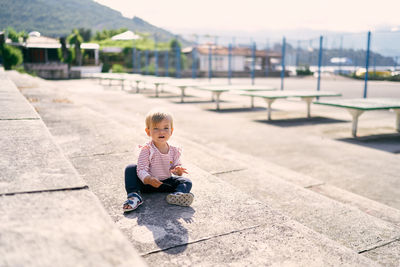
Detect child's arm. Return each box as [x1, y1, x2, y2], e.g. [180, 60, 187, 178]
[137, 146, 162, 188]
[170, 147, 187, 176]
[143, 176, 163, 188]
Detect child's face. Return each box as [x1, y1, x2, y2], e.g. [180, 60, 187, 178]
[145, 118, 173, 145]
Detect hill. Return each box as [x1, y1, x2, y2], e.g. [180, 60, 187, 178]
[0, 0, 181, 42]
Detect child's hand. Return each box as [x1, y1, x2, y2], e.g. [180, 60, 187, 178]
[143, 176, 162, 188]
[171, 166, 188, 176]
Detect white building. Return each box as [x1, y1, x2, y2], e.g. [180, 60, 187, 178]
[183, 44, 282, 73]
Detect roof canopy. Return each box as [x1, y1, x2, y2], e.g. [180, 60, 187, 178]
[81, 43, 100, 50]
[111, 31, 141, 41]
[25, 35, 61, 49]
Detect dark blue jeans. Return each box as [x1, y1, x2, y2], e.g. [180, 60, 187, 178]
[124, 164, 192, 195]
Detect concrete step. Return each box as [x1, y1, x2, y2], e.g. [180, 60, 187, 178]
[77, 82, 400, 232]
[175, 135, 400, 266]
[180, 134, 400, 228]
[36, 79, 400, 266]
[0, 75, 146, 266]
[16, 76, 383, 266]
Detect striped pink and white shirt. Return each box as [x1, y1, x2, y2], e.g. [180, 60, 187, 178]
[136, 142, 182, 182]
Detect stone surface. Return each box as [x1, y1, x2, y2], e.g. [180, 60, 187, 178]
[0, 78, 39, 119]
[46, 78, 400, 211]
[0, 190, 145, 267]
[144, 220, 378, 267]
[0, 119, 86, 194]
[11, 72, 400, 265]
[310, 183, 400, 228]
[363, 240, 400, 267]
[0, 74, 147, 266]
[216, 169, 400, 253]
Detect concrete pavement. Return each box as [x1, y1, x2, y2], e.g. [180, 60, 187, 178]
[3, 70, 400, 265]
[0, 71, 146, 266]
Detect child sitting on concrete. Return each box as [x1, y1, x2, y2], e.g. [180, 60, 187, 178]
[123, 109, 194, 212]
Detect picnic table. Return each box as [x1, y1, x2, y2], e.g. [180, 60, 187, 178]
[314, 98, 400, 137]
[239, 90, 341, 120]
[194, 85, 277, 110]
[167, 82, 226, 103]
[143, 77, 172, 97]
[97, 75, 126, 90]
[168, 82, 204, 103]
[127, 77, 145, 93]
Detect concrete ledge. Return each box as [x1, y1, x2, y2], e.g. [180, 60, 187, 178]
[0, 190, 145, 266]
[0, 75, 146, 266]
[18, 81, 378, 265]
[0, 119, 86, 194]
[179, 135, 400, 265]
[0, 78, 39, 120]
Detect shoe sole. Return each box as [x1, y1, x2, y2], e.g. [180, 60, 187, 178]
[166, 193, 194, 206]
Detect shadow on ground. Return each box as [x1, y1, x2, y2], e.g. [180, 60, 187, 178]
[338, 133, 400, 154]
[147, 94, 181, 99]
[206, 107, 267, 113]
[255, 116, 348, 127]
[171, 98, 216, 104]
[124, 193, 195, 255]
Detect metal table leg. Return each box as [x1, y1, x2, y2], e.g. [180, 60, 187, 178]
[135, 80, 140, 93]
[154, 83, 160, 97]
[178, 86, 186, 103]
[264, 98, 276, 120]
[213, 92, 223, 110]
[347, 108, 364, 137]
[394, 109, 400, 132]
[301, 97, 314, 118]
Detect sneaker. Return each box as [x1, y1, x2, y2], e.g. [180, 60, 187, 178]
[166, 192, 194, 206]
[123, 192, 143, 212]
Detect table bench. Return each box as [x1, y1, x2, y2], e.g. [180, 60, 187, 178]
[314, 98, 400, 137]
[98, 77, 126, 90]
[126, 78, 145, 93]
[141, 77, 172, 97]
[239, 90, 341, 120]
[194, 85, 277, 110]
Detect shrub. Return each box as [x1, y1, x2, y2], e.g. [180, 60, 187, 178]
[296, 65, 313, 76]
[389, 74, 400, 82]
[1, 45, 23, 70]
[101, 62, 111, 73]
[111, 64, 124, 73]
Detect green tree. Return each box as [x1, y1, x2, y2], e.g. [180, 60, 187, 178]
[7, 27, 19, 43]
[1, 44, 23, 70]
[68, 29, 83, 66]
[6, 27, 28, 43]
[58, 37, 74, 67]
[93, 28, 128, 41]
[169, 38, 181, 51]
[78, 28, 91, 42]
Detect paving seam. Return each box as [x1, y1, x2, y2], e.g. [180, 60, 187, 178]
[210, 168, 247, 175]
[141, 224, 262, 257]
[70, 150, 131, 159]
[0, 186, 89, 197]
[0, 118, 40, 120]
[358, 237, 400, 254]
[304, 183, 326, 189]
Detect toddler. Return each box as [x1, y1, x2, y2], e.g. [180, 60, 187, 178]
[123, 109, 194, 212]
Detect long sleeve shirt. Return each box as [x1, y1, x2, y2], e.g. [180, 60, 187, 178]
[136, 142, 182, 182]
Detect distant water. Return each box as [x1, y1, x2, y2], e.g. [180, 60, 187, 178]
[284, 65, 398, 75]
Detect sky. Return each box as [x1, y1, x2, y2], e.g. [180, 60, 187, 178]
[94, 0, 400, 34]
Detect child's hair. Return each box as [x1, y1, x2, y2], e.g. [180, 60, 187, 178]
[145, 109, 174, 129]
